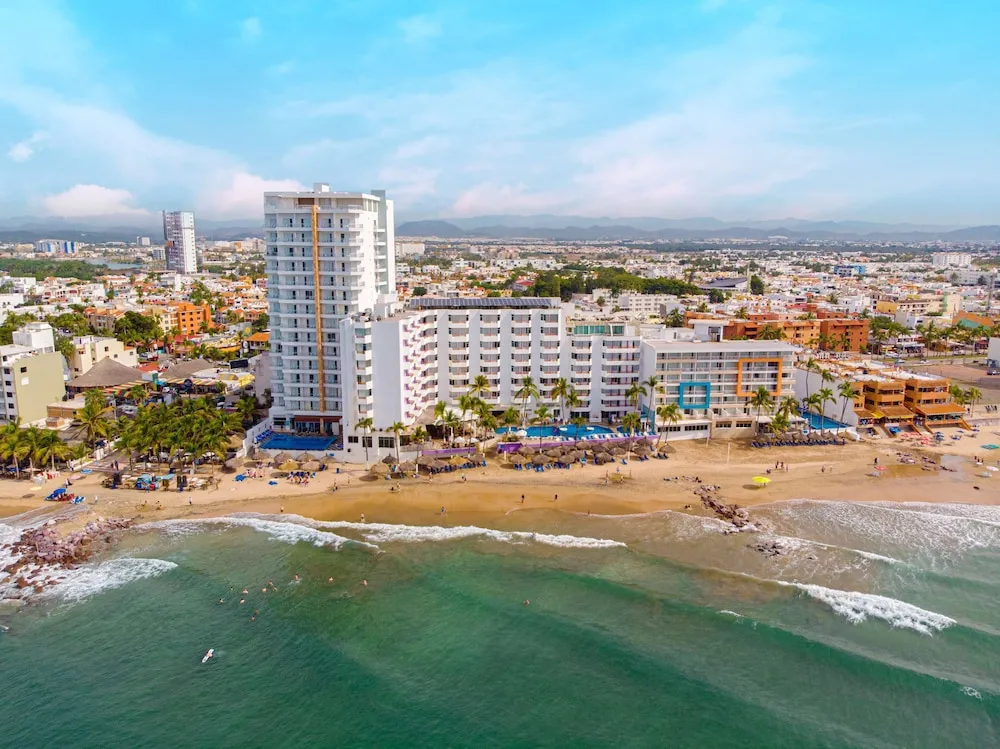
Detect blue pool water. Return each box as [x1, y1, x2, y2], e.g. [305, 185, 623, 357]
[802, 412, 847, 430]
[498, 424, 615, 438]
[260, 434, 336, 451]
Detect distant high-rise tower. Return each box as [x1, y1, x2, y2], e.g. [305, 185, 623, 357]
[162, 210, 197, 274]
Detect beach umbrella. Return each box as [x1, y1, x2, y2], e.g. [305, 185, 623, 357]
[270, 452, 291, 464]
[370, 463, 389, 475]
[429, 459, 447, 470]
[595, 452, 612, 464]
[415, 455, 435, 465]
[611, 446, 627, 456]
[532, 454, 548, 465]
[294, 453, 311, 462]
[518, 445, 536, 456]
[449, 456, 468, 467]
[545, 449, 563, 459]
[382, 454, 396, 465]
[278, 460, 299, 471]
[399, 461, 417, 473]
[752, 476, 771, 486]
[300, 460, 321, 471]
[318, 456, 338, 466]
[633, 445, 650, 455]
[509, 454, 527, 465]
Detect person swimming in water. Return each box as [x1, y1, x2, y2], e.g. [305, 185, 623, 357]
[362, 579, 368, 587]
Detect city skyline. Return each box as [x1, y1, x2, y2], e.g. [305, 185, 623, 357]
[2, 1, 999, 224]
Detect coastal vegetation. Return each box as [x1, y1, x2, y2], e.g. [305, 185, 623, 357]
[0, 258, 110, 281]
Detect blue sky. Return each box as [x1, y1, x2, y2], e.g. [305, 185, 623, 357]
[2, 0, 999, 224]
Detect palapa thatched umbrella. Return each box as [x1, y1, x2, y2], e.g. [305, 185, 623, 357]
[449, 456, 468, 467]
[567, 450, 584, 461]
[508, 454, 527, 465]
[416, 455, 436, 466]
[382, 454, 397, 465]
[633, 446, 650, 456]
[278, 459, 299, 471]
[270, 452, 291, 464]
[429, 459, 447, 470]
[301, 460, 321, 471]
[518, 445, 536, 456]
[545, 449, 563, 459]
[319, 456, 339, 465]
[294, 453, 311, 463]
[611, 446, 627, 456]
[532, 454, 548, 465]
[595, 452, 612, 464]
[370, 463, 389, 475]
[399, 461, 417, 473]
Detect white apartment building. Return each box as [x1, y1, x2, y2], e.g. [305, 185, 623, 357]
[162, 210, 197, 274]
[931, 252, 972, 269]
[335, 296, 796, 451]
[616, 293, 682, 316]
[68, 335, 138, 378]
[0, 323, 66, 425]
[265, 184, 395, 435]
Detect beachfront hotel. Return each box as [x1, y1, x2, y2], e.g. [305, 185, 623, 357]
[332, 296, 798, 456]
[264, 184, 396, 436]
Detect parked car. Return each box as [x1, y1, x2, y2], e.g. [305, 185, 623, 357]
[987, 369, 1000, 376]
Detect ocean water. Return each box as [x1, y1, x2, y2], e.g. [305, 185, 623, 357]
[2, 501, 1000, 748]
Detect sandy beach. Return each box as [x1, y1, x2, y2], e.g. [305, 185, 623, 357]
[3, 426, 998, 531]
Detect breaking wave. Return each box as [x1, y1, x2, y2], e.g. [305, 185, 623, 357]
[145, 516, 377, 551]
[45, 558, 178, 603]
[777, 581, 956, 636]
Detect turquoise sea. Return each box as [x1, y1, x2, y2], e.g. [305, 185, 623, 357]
[2, 500, 1000, 747]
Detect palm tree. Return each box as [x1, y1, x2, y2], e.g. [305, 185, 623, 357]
[625, 382, 647, 417]
[564, 390, 582, 424]
[531, 404, 552, 446]
[770, 412, 791, 438]
[802, 357, 817, 402]
[235, 395, 258, 427]
[621, 412, 642, 456]
[0, 426, 23, 478]
[389, 421, 406, 464]
[966, 387, 982, 416]
[410, 426, 429, 446]
[837, 382, 859, 426]
[127, 383, 147, 405]
[35, 431, 70, 473]
[748, 386, 774, 434]
[803, 393, 823, 427]
[655, 403, 681, 445]
[356, 417, 374, 466]
[641, 375, 661, 430]
[457, 393, 476, 436]
[817, 387, 835, 432]
[76, 397, 113, 448]
[500, 406, 520, 432]
[549, 377, 572, 423]
[469, 374, 490, 401]
[442, 410, 460, 444]
[515, 377, 539, 426]
[777, 395, 800, 420]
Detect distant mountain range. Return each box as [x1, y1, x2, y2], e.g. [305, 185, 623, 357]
[1, 213, 998, 244]
[396, 217, 1000, 243]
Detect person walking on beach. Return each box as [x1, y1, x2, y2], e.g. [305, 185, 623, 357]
[521, 494, 525, 504]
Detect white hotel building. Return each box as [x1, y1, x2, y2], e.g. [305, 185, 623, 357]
[264, 184, 395, 435]
[264, 186, 798, 454]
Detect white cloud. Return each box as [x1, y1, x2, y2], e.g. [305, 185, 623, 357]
[199, 172, 306, 218]
[43, 184, 150, 217]
[265, 60, 295, 78]
[398, 15, 441, 44]
[240, 17, 262, 43]
[451, 183, 564, 216]
[7, 131, 46, 162]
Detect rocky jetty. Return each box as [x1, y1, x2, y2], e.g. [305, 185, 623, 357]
[746, 540, 784, 557]
[1, 518, 134, 598]
[697, 487, 751, 530]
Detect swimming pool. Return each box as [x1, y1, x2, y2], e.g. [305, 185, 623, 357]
[498, 424, 616, 439]
[260, 434, 336, 451]
[802, 412, 847, 430]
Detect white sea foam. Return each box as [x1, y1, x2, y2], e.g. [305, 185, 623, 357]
[309, 518, 627, 550]
[240, 513, 628, 550]
[45, 558, 178, 602]
[961, 686, 983, 700]
[145, 517, 377, 551]
[777, 581, 955, 635]
[719, 610, 744, 618]
[763, 533, 906, 566]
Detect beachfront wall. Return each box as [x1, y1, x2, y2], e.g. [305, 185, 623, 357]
[793, 367, 859, 427]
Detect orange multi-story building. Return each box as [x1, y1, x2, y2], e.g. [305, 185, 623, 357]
[723, 318, 821, 347]
[818, 318, 870, 352]
[170, 302, 212, 335]
[902, 375, 967, 426]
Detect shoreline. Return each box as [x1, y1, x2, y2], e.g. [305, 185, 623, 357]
[3, 432, 997, 532]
